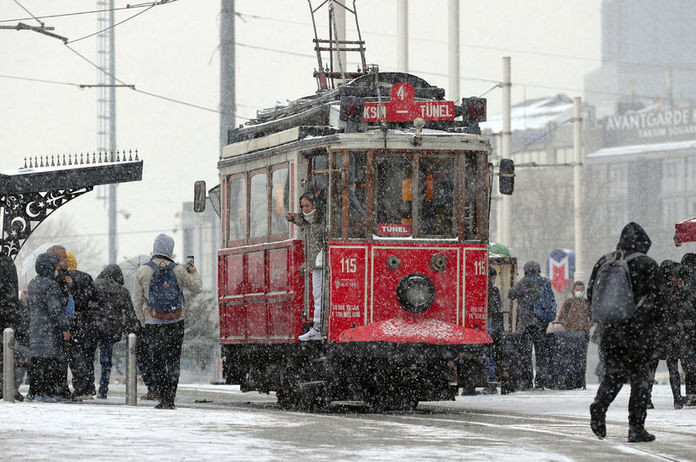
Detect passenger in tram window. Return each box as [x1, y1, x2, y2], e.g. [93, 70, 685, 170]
[418, 161, 454, 236]
[287, 192, 326, 341]
[375, 157, 412, 228]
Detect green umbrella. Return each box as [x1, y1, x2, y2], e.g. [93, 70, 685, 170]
[489, 242, 510, 257]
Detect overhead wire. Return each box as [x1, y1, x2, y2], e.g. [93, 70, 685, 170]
[0, 1, 175, 23]
[12, 0, 43, 27]
[66, 2, 159, 44]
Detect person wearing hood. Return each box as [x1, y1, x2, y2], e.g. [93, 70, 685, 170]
[680, 252, 696, 407]
[587, 222, 660, 443]
[0, 255, 30, 401]
[648, 260, 687, 409]
[286, 192, 326, 341]
[132, 233, 202, 409]
[508, 260, 556, 389]
[27, 252, 71, 402]
[92, 263, 133, 399]
[64, 252, 99, 399]
[46, 245, 74, 399]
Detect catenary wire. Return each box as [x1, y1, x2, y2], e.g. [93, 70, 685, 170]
[0, 1, 176, 23]
[12, 0, 43, 26]
[66, 2, 159, 44]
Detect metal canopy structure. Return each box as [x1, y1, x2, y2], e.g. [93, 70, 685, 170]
[0, 152, 143, 260]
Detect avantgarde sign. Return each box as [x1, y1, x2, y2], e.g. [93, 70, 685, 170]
[363, 83, 455, 123]
[605, 107, 696, 139]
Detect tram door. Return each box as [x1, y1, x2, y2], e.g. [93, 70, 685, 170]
[300, 153, 330, 328]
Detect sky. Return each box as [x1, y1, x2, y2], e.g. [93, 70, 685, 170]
[0, 0, 602, 275]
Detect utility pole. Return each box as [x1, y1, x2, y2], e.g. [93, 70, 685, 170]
[448, 0, 459, 101]
[220, 0, 236, 153]
[396, 0, 408, 72]
[500, 57, 512, 247]
[573, 97, 585, 282]
[96, 0, 118, 264]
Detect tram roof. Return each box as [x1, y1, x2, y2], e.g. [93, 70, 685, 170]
[227, 72, 479, 146]
[220, 125, 490, 165]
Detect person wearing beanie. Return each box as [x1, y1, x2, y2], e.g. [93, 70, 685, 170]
[131, 233, 202, 409]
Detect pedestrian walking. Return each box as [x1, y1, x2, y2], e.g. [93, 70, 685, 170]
[132, 234, 202, 409]
[508, 260, 556, 389]
[92, 264, 133, 399]
[27, 253, 71, 402]
[588, 222, 660, 443]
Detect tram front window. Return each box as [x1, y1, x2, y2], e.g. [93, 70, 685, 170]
[375, 156, 413, 236]
[418, 157, 455, 236]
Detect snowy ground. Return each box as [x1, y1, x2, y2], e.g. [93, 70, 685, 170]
[1, 383, 695, 461]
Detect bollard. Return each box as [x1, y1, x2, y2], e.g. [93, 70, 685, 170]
[3, 328, 15, 403]
[126, 333, 137, 406]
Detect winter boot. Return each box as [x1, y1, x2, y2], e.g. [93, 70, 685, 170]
[674, 396, 685, 409]
[628, 427, 655, 443]
[684, 394, 696, 406]
[589, 402, 606, 438]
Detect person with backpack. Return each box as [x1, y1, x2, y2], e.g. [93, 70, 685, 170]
[508, 260, 556, 390]
[587, 222, 660, 443]
[132, 234, 202, 409]
[92, 264, 133, 399]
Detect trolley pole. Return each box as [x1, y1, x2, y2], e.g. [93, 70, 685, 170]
[500, 57, 512, 247]
[396, 0, 408, 72]
[448, 0, 460, 102]
[3, 328, 15, 403]
[126, 333, 137, 406]
[573, 97, 585, 282]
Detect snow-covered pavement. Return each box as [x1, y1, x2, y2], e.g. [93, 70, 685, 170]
[1, 383, 694, 461]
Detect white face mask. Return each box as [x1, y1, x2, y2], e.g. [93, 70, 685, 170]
[574, 290, 584, 298]
[303, 209, 316, 223]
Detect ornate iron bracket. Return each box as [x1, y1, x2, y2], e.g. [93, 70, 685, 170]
[1, 187, 94, 259]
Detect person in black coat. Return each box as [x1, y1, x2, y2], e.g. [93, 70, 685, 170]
[647, 260, 687, 409]
[92, 264, 133, 398]
[680, 253, 696, 407]
[27, 252, 71, 402]
[508, 260, 555, 389]
[587, 222, 660, 443]
[485, 266, 508, 393]
[65, 252, 99, 398]
[0, 255, 30, 401]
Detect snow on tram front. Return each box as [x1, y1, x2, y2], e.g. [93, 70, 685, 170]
[195, 69, 515, 411]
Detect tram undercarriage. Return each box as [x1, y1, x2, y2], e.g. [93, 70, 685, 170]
[221, 342, 489, 411]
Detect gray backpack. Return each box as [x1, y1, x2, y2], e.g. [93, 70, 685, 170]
[591, 250, 644, 324]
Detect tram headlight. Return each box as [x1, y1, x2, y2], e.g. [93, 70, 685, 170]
[397, 273, 435, 313]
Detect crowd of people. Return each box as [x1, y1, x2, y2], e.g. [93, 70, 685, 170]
[492, 221, 696, 443]
[0, 233, 202, 410]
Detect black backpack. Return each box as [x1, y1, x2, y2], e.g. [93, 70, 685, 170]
[145, 261, 183, 314]
[591, 250, 643, 324]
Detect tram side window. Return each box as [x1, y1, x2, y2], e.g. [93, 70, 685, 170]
[228, 176, 246, 244]
[418, 157, 455, 236]
[270, 166, 289, 238]
[249, 171, 268, 240]
[375, 155, 412, 235]
[349, 152, 367, 217]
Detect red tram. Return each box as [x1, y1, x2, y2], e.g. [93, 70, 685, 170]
[197, 69, 514, 410]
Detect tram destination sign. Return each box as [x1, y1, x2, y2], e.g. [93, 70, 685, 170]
[363, 82, 455, 123]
